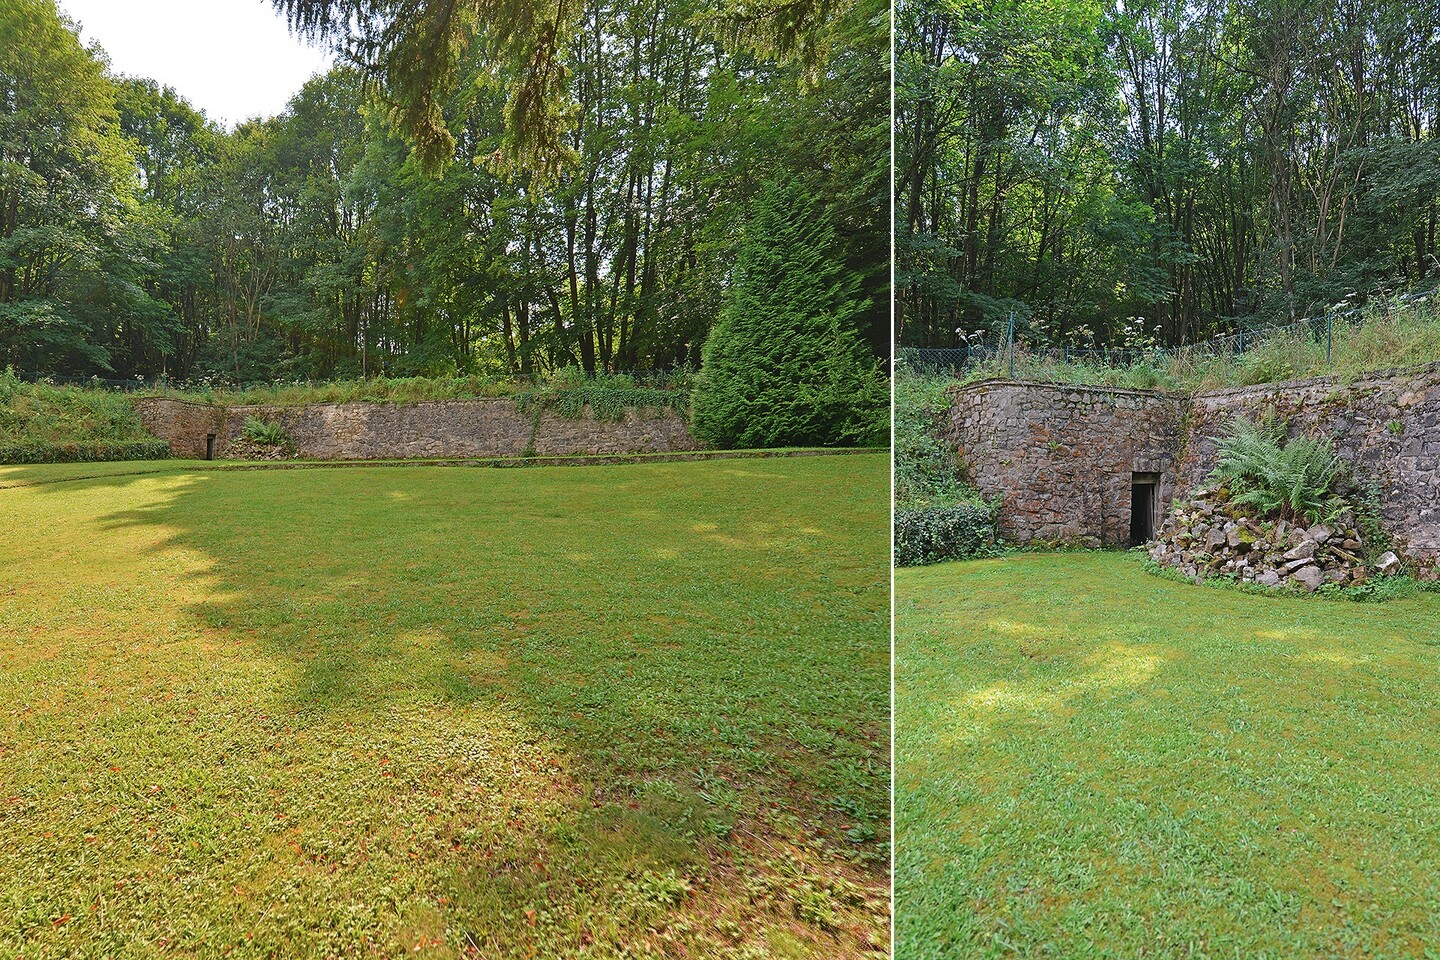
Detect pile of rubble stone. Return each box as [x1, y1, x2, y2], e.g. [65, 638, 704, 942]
[220, 438, 296, 461]
[1148, 485, 1401, 592]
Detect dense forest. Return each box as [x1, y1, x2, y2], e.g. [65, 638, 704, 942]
[897, 0, 1440, 349]
[0, 0, 887, 382]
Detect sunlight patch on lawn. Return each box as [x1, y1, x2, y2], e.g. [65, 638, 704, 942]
[1295, 649, 1369, 668]
[3, 457, 890, 959]
[984, 618, 1047, 638]
[952, 642, 1164, 743]
[898, 551, 1440, 959]
[1253, 627, 1321, 643]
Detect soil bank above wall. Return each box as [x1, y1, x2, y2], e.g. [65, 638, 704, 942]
[943, 362, 1440, 574]
[133, 397, 700, 461]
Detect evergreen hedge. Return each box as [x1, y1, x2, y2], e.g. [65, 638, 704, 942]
[0, 439, 171, 465]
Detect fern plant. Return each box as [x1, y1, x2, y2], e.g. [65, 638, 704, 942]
[1209, 416, 1347, 524]
[241, 417, 288, 446]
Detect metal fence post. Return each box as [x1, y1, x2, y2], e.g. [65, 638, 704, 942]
[1326, 309, 1333, 365]
[1006, 311, 1016, 378]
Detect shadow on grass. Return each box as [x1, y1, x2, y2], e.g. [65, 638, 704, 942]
[5, 459, 891, 956]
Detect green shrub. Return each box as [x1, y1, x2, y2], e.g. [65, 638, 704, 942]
[894, 501, 999, 566]
[691, 181, 887, 449]
[241, 417, 288, 446]
[0, 439, 170, 464]
[0, 371, 155, 446]
[1209, 416, 1347, 524]
[512, 368, 690, 422]
[894, 367, 973, 504]
[893, 362, 999, 567]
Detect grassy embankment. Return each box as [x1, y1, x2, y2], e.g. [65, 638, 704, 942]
[915, 292, 1440, 393]
[0, 374, 165, 462]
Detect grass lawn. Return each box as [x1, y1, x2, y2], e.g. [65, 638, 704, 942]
[0, 455, 889, 959]
[897, 551, 1440, 960]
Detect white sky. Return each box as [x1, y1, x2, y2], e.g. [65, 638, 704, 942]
[58, 0, 334, 126]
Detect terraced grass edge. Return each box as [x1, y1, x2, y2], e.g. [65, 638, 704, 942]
[0, 446, 887, 490]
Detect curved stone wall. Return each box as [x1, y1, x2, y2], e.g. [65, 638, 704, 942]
[943, 362, 1440, 575]
[940, 380, 1187, 547]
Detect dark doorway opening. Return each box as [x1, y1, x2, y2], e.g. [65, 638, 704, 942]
[205, 434, 216, 461]
[1130, 472, 1159, 545]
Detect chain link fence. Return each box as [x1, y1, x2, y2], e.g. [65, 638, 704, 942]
[897, 289, 1440, 377]
[14, 367, 693, 395]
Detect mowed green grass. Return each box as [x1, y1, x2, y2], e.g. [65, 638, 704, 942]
[897, 552, 1440, 960]
[0, 455, 889, 959]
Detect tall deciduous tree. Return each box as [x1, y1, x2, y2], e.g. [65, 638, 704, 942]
[897, 0, 1440, 349]
[270, 0, 857, 175]
[0, 0, 159, 372]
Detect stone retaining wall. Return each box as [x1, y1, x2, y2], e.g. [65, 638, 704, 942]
[1176, 363, 1440, 574]
[944, 362, 1440, 572]
[134, 397, 700, 461]
[940, 381, 1188, 547]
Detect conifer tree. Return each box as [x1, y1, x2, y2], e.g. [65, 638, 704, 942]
[691, 180, 886, 449]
